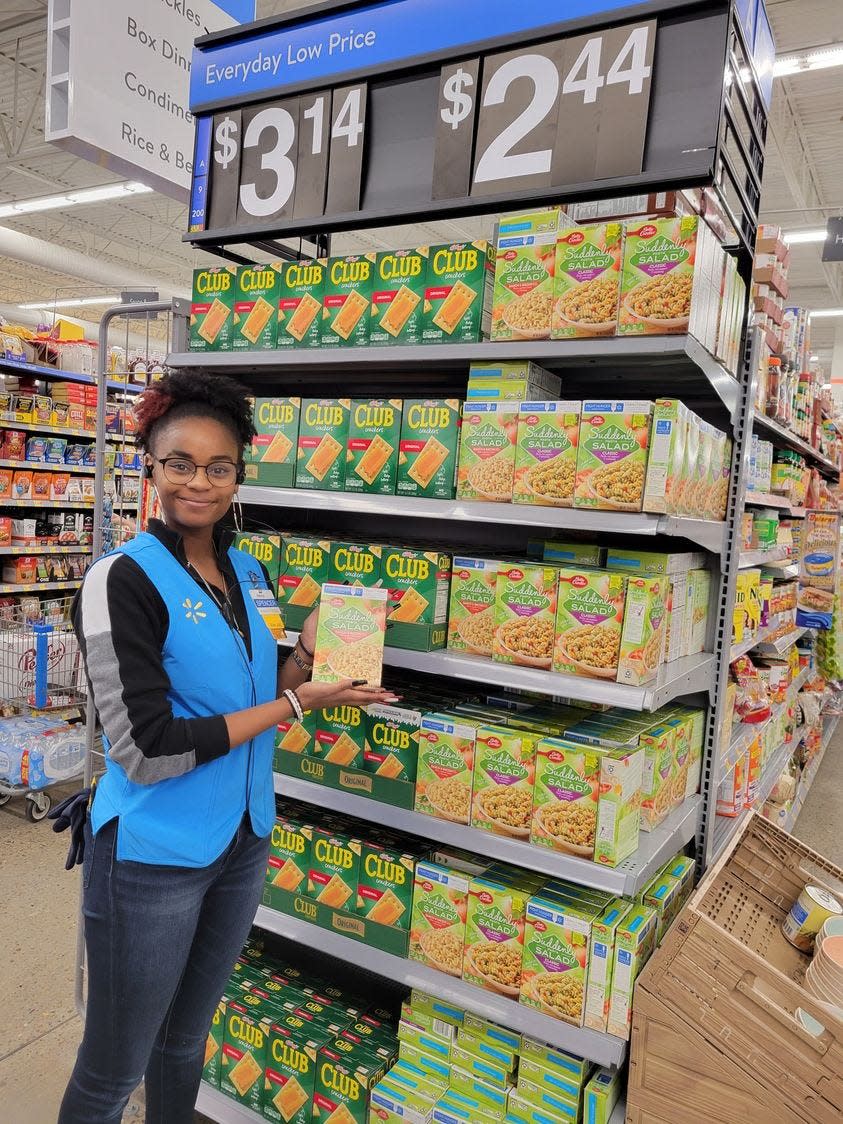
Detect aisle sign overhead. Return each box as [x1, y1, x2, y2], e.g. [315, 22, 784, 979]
[45, 0, 253, 201]
[185, 0, 767, 241]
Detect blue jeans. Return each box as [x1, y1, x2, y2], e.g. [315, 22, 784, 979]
[58, 814, 270, 1124]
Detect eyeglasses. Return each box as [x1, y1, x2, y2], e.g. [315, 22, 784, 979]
[153, 457, 241, 486]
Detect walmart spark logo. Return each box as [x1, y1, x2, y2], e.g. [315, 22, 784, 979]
[183, 598, 207, 624]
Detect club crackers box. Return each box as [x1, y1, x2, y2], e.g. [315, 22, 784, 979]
[396, 399, 461, 500]
[244, 397, 300, 489]
[313, 704, 368, 768]
[220, 997, 272, 1110]
[313, 1044, 387, 1124]
[296, 399, 351, 491]
[329, 541, 383, 588]
[370, 247, 429, 347]
[422, 241, 494, 344]
[356, 840, 417, 929]
[278, 534, 332, 631]
[277, 258, 325, 348]
[383, 545, 451, 651]
[307, 826, 363, 912]
[263, 1020, 323, 1124]
[364, 703, 422, 782]
[346, 399, 403, 495]
[320, 254, 376, 348]
[234, 531, 282, 590]
[267, 810, 313, 894]
[203, 991, 234, 1089]
[232, 263, 282, 351]
[189, 265, 236, 351]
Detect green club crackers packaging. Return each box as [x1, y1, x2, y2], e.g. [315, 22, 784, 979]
[263, 1021, 323, 1124]
[278, 534, 332, 631]
[422, 241, 494, 344]
[244, 397, 300, 489]
[370, 248, 429, 346]
[383, 545, 451, 651]
[312, 1043, 387, 1124]
[396, 399, 461, 500]
[189, 265, 236, 352]
[345, 400, 403, 495]
[296, 399, 351, 491]
[356, 841, 417, 928]
[320, 254, 376, 348]
[234, 531, 282, 590]
[232, 263, 282, 351]
[364, 703, 421, 782]
[277, 258, 325, 348]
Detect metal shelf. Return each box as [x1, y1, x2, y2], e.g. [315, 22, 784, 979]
[0, 578, 82, 594]
[240, 484, 725, 552]
[738, 547, 789, 568]
[0, 545, 92, 556]
[753, 412, 840, 478]
[278, 630, 714, 711]
[252, 905, 628, 1067]
[743, 491, 792, 510]
[716, 663, 812, 784]
[0, 357, 144, 395]
[712, 731, 799, 863]
[0, 459, 140, 478]
[168, 334, 741, 418]
[273, 771, 700, 896]
[0, 418, 135, 443]
[752, 626, 808, 657]
[786, 713, 841, 831]
[729, 613, 797, 661]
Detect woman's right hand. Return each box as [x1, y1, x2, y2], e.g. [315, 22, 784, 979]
[295, 679, 401, 713]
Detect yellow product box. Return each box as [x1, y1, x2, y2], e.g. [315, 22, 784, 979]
[448, 1069, 509, 1116]
[278, 534, 332, 632]
[368, 1076, 436, 1124]
[356, 841, 416, 929]
[189, 265, 236, 351]
[467, 360, 561, 400]
[461, 1013, 521, 1054]
[296, 398, 351, 492]
[689, 568, 712, 655]
[233, 262, 282, 351]
[584, 898, 633, 1033]
[313, 704, 368, 767]
[450, 1042, 510, 1090]
[312, 583, 387, 688]
[400, 1004, 458, 1041]
[277, 257, 325, 348]
[663, 703, 705, 799]
[370, 247, 429, 347]
[553, 568, 627, 682]
[307, 827, 362, 912]
[513, 401, 580, 509]
[407, 990, 465, 1030]
[507, 1088, 577, 1124]
[574, 400, 652, 512]
[313, 1044, 386, 1124]
[492, 210, 560, 341]
[397, 1018, 452, 1063]
[470, 724, 537, 840]
[422, 241, 494, 344]
[637, 724, 676, 831]
[520, 893, 591, 1027]
[617, 575, 667, 687]
[320, 253, 376, 348]
[396, 399, 461, 500]
[383, 545, 451, 652]
[606, 904, 659, 1040]
[551, 222, 623, 339]
[432, 1090, 505, 1124]
[492, 562, 558, 670]
[517, 1057, 583, 1106]
[244, 397, 301, 489]
[641, 870, 684, 941]
[518, 1038, 589, 1082]
[415, 713, 476, 826]
[266, 811, 312, 893]
[364, 703, 421, 782]
[329, 541, 384, 588]
[593, 745, 644, 867]
[448, 556, 501, 657]
[346, 399, 403, 495]
[456, 401, 518, 503]
[263, 1020, 323, 1124]
[643, 398, 686, 515]
[583, 1067, 623, 1124]
[395, 1043, 451, 1087]
[462, 872, 530, 999]
[454, 1030, 516, 1075]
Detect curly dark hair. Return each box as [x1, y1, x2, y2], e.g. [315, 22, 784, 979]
[133, 369, 255, 453]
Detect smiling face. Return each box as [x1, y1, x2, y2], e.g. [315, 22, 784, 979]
[147, 415, 241, 536]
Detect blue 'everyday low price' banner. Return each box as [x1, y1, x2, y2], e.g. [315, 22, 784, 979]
[190, 0, 664, 109]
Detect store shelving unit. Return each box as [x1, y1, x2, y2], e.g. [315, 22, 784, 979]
[754, 410, 841, 478]
[0, 578, 82, 595]
[785, 713, 841, 831]
[0, 417, 135, 442]
[0, 545, 92, 556]
[717, 663, 812, 784]
[0, 356, 144, 396]
[737, 547, 789, 568]
[273, 772, 701, 896]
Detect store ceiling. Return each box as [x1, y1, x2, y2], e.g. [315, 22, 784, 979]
[0, 0, 840, 365]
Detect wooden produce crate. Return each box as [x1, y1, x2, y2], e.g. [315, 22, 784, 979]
[628, 813, 843, 1123]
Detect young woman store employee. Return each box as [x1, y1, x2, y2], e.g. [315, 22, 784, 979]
[58, 371, 395, 1124]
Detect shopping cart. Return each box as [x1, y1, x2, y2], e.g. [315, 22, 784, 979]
[0, 598, 87, 821]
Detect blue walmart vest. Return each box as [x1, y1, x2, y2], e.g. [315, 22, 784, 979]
[91, 533, 277, 866]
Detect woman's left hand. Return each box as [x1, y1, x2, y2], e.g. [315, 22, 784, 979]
[299, 606, 318, 655]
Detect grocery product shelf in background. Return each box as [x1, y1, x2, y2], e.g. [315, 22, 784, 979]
[273, 772, 701, 897]
[754, 411, 841, 478]
[716, 664, 812, 785]
[738, 547, 790, 568]
[0, 418, 136, 443]
[0, 545, 92, 556]
[753, 626, 809, 657]
[194, 1085, 627, 1124]
[785, 712, 842, 832]
[167, 334, 741, 419]
[0, 578, 82, 595]
[239, 485, 726, 553]
[729, 613, 803, 661]
[252, 904, 628, 1067]
[278, 631, 714, 711]
[0, 357, 144, 396]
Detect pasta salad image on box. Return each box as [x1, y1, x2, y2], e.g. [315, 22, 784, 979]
[311, 584, 387, 686]
[574, 401, 652, 511]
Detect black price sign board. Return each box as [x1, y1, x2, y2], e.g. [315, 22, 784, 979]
[187, 2, 739, 245]
[822, 217, 843, 264]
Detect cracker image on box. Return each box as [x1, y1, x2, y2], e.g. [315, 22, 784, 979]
[456, 401, 518, 502]
[278, 535, 332, 631]
[321, 254, 376, 347]
[513, 402, 580, 508]
[346, 400, 402, 494]
[357, 842, 415, 928]
[312, 583, 387, 687]
[383, 545, 450, 652]
[363, 704, 421, 782]
[245, 398, 300, 488]
[423, 242, 493, 344]
[371, 247, 429, 346]
[296, 399, 351, 491]
[278, 258, 324, 348]
[233, 263, 282, 350]
[396, 399, 461, 499]
[553, 569, 627, 681]
[308, 828, 361, 909]
[190, 266, 236, 351]
[574, 400, 652, 511]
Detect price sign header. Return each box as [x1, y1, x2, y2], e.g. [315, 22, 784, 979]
[190, 0, 682, 111]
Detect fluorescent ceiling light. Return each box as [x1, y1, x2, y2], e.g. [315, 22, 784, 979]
[774, 46, 843, 77]
[810, 354, 819, 361]
[19, 295, 120, 310]
[809, 309, 843, 319]
[0, 181, 152, 220]
[783, 228, 826, 244]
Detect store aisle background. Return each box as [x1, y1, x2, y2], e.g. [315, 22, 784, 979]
[1, 734, 842, 1124]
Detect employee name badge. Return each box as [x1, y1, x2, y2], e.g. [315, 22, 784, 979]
[249, 587, 287, 641]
